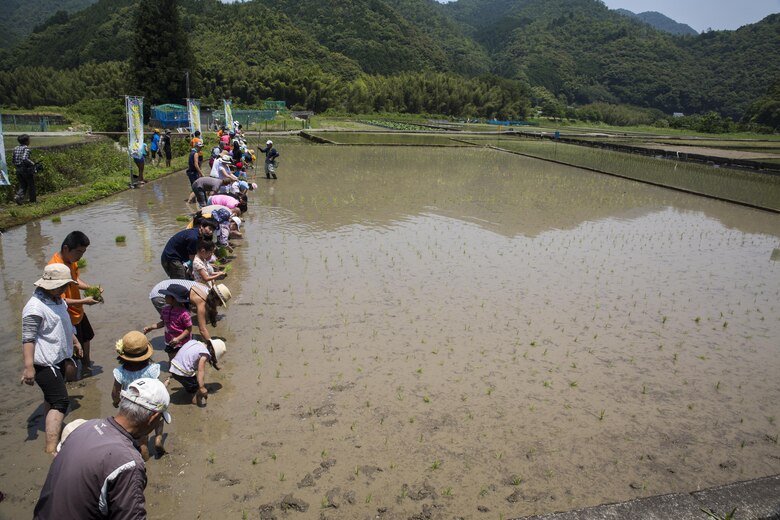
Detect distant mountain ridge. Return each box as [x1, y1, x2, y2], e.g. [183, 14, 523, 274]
[614, 8, 698, 36]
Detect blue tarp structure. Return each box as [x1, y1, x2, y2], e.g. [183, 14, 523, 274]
[151, 104, 189, 128]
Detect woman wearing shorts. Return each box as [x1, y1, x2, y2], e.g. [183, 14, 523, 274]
[21, 264, 82, 453]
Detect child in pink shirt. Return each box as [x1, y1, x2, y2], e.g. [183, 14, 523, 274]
[143, 283, 192, 360]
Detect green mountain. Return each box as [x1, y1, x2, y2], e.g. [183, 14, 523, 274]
[0, 0, 99, 50]
[0, 0, 778, 123]
[614, 9, 698, 36]
[443, 0, 780, 117]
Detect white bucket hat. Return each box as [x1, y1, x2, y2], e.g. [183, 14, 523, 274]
[34, 264, 75, 290]
[266, 140, 273, 145]
[210, 338, 227, 361]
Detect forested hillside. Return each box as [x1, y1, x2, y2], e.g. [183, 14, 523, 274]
[0, 0, 777, 126]
[0, 0, 98, 50]
[444, 0, 780, 118]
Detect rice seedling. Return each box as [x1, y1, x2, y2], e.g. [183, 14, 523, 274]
[598, 409, 606, 421]
[175, 215, 190, 222]
[207, 451, 215, 463]
[76, 258, 87, 269]
[51, 216, 61, 223]
[430, 459, 441, 470]
[442, 487, 453, 496]
[279, 472, 286, 481]
[83, 286, 103, 303]
[115, 235, 126, 243]
[701, 507, 737, 520]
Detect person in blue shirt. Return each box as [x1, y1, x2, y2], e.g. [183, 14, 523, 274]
[150, 129, 161, 166]
[159, 219, 217, 279]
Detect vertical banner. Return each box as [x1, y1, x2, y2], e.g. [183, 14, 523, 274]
[187, 98, 201, 135]
[126, 96, 144, 159]
[223, 99, 234, 130]
[0, 115, 8, 186]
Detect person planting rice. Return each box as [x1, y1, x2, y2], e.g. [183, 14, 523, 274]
[228, 216, 242, 239]
[259, 140, 279, 179]
[209, 153, 238, 187]
[197, 205, 239, 253]
[21, 264, 82, 454]
[149, 280, 231, 343]
[168, 338, 226, 407]
[48, 231, 101, 377]
[192, 176, 231, 207]
[110, 331, 166, 459]
[190, 240, 227, 285]
[160, 219, 217, 279]
[207, 193, 247, 213]
[143, 283, 192, 359]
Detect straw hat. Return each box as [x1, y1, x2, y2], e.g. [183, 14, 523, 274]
[212, 283, 232, 308]
[210, 339, 227, 361]
[115, 331, 153, 362]
[34, 264, 75, 290]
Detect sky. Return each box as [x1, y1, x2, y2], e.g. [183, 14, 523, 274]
[434, 0, 779, 33]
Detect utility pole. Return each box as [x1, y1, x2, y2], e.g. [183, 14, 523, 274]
[185, 70, 190, 100]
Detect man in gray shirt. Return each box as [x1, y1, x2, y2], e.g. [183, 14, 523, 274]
[34, 378, 172, 520]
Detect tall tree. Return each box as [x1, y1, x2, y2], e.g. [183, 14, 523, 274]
[130, 0, 194, 104]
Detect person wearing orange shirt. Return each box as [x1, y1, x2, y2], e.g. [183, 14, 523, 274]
[48, 231, 102, 377]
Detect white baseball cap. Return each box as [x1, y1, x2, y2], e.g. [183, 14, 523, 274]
[266, 140, 273, 145]
[120, 378, 172, 423]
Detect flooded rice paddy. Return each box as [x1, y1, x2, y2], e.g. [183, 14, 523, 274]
[0, 144, 779, 519]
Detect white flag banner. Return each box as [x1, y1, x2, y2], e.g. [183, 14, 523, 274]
[126, 96, 144, 160]
[223, 99, 234, 129]
[187, 98, 201, 135]
[0, 115, 8, 185]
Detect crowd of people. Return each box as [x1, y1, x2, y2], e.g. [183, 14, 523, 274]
[20, 123, 270, 519]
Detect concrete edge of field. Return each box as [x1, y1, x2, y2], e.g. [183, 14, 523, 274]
[511, 474, 780, 520]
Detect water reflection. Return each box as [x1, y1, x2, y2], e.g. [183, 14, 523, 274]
[256, 145, 780, 239]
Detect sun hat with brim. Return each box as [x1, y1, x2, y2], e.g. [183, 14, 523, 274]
[210, 338, 227, 362]
[230, 216, 242, 230]
[56, 418, 88, 453]
[115, 330, 153, 362]
[212, 283, 232, 308]
[159, 284, 190, 304]
[120, 378, 172, 424]
[34, 264, 76, 290]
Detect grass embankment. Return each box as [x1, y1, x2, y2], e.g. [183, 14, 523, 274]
[0, 140, 189, 231]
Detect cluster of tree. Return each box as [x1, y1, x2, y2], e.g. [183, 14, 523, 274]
[739, 81, 780, 133]
[0, 64, 531, 129]
[0, 0, 778, 130]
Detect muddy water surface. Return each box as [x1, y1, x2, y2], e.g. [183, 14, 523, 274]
[1, 145, 779, 520]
